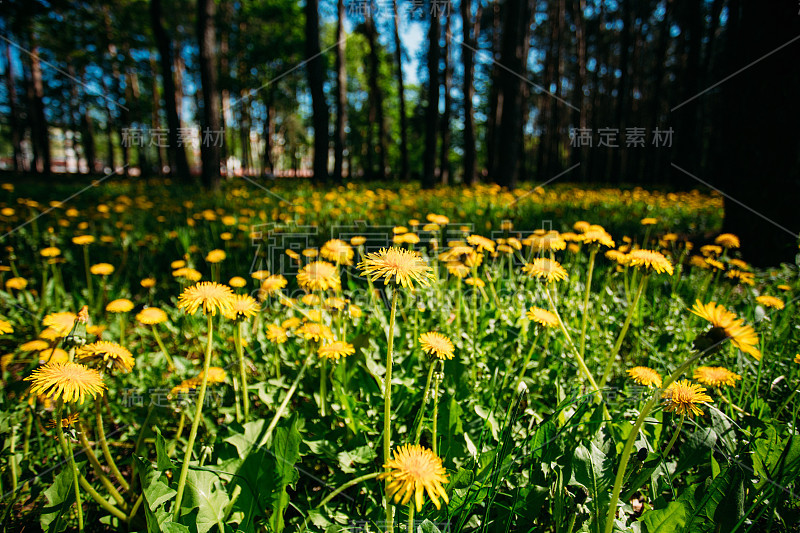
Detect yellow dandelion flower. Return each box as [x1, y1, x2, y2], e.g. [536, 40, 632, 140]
[223, 294, 261, 320]
[141, 277, 157, 288]
[325, 297, 348, 310]
[321, 239, 354, 265]
[170, 378, 200, 396]
[705, 258, 725, 271]
[419, 332, 454, 360]
[379, 444, 449, 512]
[581, 229, 615, 248]
[25, 362, 106, 404]
[47, 413, 80, 429]
[467, 235, 496, 254]
[302, 248, 318, 258]
[427, 214, 450, 225]
[640, 217, 658, 226]
[755, 295, 784, 310]
[177, 281, 235, 316]
[20, 339, 50, 352]
[693, 366, 742, 388]
[205, 249, 226, 263]
[229, 276, 247, 288]
[691, 300, 761, 360]
[198, 367, 227, 384]
[777, 284, 791, 292]
[40, 247, 61, 258]
[77, 341, 135, 373]
[522, 258, 568, 284]
[573, 221, 590, 232]
[701, 244, 723, 257]
[298, 261, 341, 292]
[318, 341, 355, 360]
[40, 348, 69, 364]
[172, 267, 203, 282]
[526, 307, 559, 328]
[351, 236, 367, 246]
[42, 312, 78, 337]
[464, 277, 484, 287]
[296, 322, 333, 342]
[794, 354, 800, 364]
[171, 260, 187, 269]
[715, 233, 740, 249]
[266, 324, 288, 343]
[358, 247, 433, 289]
[349, 304, 363, 319]
[0, 319, 13, 335]
[523, 231, 566, 252]
[282, 317, 302, 330]
[258, 275, 288, 298]
[90, 263, 114, 276]
[106, 298, 134, 313]
[662, 380, 713, 417]
[136, 307, 168, 325]
[5, 277, 28, 290]
[626, 366, 662, 388]
[72, 235, 95, 246]
[627, 249, 674, 276]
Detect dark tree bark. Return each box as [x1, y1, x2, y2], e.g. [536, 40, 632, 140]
[28, 37, 51, 175]
[488, 0, 531, 188]
[333, 0, 347, 182]
[365, 9, 387, 179]
[672, 0, 703, 188]
[711, 0, 800, 265]
[150, 0, 191, 182]
[438, 12, 452, 185]
[4, 43, 23, 172]
[263, 91, 274, 174]
[460, 0, 480, 184]
[198, 0, 222, 188]
[569, 0, 587, 181]
[422, 5, 440, 188]
[149, 53, 165, 175]
[305, 0, 329, 182]
[392, 0, 409, 181]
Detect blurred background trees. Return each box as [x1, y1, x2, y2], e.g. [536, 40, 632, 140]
[0, 0, 798, 261]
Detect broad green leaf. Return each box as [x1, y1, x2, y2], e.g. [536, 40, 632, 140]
[270, 417, 302, 533]
[180, 468, 230, 533]
[154, 427, 174, 471]
[40, 461, 86, 533]
[571, 439, 614, 533]
[337, 445, 376, 474]
[641, 500, 686, 533]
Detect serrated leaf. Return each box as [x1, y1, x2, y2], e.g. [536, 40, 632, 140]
[40, 461, 86, 533]
[641, 500, 686, 533]
[180, 468, 230, 533]
[571, 441, 614, 533]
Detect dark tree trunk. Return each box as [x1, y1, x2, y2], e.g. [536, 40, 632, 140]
[100, 76, 116, 172]
[486, 0, 502, 177]
[711, 1, 800, 266]
[461, 0, 480, 184]
[333, 0, 347, 182]
[149, 53, 165, 175]
[150, 0, 191, 182]
[4, 43, 23, 172]
[488, 0, 531, 188]
[422, 5, 440, 188]
[438, 13, 452, 185]
[198, 0, 222, 188]
[672, 0, 703, 188]
[305, 0, 329, 182]
[29, 38, 51, 175]
[392, 0, 409, 181]
[263, 92, 274, 174]
[570, 0, 587, 181]
[365, 10, 387, 179]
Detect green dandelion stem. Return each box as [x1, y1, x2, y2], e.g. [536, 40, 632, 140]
[661, 414, 684, 460]
[77, 424, 127, 509]
[55, 404, 83, 531]
[150, 324, 175, 372]
[235, 321, 249, 422]
[384, 286, 399, 533]
[598, 274, 649, 390]
[173, 314, 214, 521]
[579, 247, 598, 360]
[95, 398, 129, 491]
[604, 349, 706, 533]
[511, 331, 541, 393]
[414, 360, 437, 445]
[545, 287, 603, 403]
[261, 353, 313, 446]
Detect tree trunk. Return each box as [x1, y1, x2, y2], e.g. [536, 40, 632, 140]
[489, 0, 531, 188]
[461, 0, 480, 184]
[198, 0, 222, 188]
[365, 10, 387, 179]
[422, 6, 440, 188]
[305, 0, 329, 182]
[262, 93, 274, 174]
[29, 38, 51, 176]
[438, 12, 452, 185]
[150, 0, 191, 182]
[4, 44, 23, 172]
[333, 0, 347, 182]
[712, 1, 800, 266]
[149, 53, 165, 175]
[392, 0, 409, 181]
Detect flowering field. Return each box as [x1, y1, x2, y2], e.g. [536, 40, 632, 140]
[0, 179, 798, 533]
